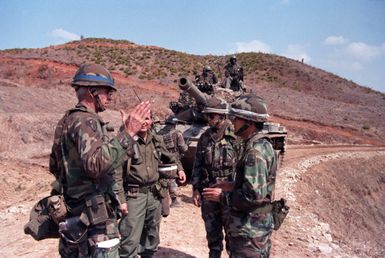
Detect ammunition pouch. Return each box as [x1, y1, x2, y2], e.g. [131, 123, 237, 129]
[253, 198, 289, 231]
[85, 195, 109, 225]
[210, 169, 232, 182]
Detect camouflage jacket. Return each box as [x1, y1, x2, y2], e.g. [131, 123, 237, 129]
[157, 125, 188, 159]
[220, 132, 277, 238]
[191, 121, 237, 192]
[49, 104, 134, 214]
[196, 72, 218, 85]
[114, 132, 183, 203]
[224, 63, 243, 81]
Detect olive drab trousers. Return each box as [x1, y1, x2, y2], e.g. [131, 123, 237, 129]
[118, 191, 162, 258]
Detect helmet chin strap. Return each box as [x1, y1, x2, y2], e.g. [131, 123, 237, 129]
[89, 88, 106, 112]
[235, 120, 251, 136]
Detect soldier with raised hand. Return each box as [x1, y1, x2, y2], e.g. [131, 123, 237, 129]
[191, 97, 237, 258]
[48, 63, 151, 257]
[117, 112, 186, 258]
[203, 94, 277, 258]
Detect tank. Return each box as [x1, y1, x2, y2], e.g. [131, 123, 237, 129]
[164, 77, 287, 176]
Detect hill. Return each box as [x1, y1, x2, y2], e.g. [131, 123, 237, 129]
[1, 37, 384, 149]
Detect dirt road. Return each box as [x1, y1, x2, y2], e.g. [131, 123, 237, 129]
[0, 145, 384, 257]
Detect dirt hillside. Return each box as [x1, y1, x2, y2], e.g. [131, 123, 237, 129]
[0, 38, 384, 257]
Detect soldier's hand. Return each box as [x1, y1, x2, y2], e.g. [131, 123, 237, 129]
[121, 101, 151, 137]
[192, 189, 201, 207]
[177, 170, 186, 184]
[202, 187, 222, 202]
[120, 203, 128, 215]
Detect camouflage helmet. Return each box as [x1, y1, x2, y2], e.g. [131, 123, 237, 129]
[151, 112, 161, 124]
[230, 94, 269, 122]
[165, 115, 178, 125]
[203, 66, 212, 72]
[230, 55, 237, 62]
[71, 64, 116, 91]
[202, 96, 229, 115]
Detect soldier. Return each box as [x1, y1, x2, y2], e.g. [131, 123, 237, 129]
[117, 112, 187, 258]
[203, 94, 277, 258]
[195, 66, 218, 95]
[49, 63, 151, 257]
[157, 115, 188, 208]
[191, 97, 237, 258]
[150, 112, 162, 134]
[223, 56, 245, 92]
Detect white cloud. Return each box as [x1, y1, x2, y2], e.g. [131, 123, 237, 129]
[324, 35, 347, 45]
[344, 42, 385, 61]
[282, 44, 311, 62]
[231, 40, 271, 54]
[51, 28, 80, 41]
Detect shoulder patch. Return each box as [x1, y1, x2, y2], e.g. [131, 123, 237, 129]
[86, 119, 98, 132]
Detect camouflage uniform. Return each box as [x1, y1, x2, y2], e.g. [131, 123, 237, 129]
[196, 67, 218, 95]
[117, 133, 182, 258]
[224, 56, 244, 91]
[50, 104, 134, 258]
[221, 94, 277, 258]
[157, 120, 188, 208]
[192, 119, 237, 258]
[221, 133, 277, 258]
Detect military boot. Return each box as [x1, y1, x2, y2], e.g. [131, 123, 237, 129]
[170, 196, 182, 208]
[209, 249, 221, 258]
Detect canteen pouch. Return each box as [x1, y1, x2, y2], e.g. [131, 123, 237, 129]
[85, 195, 109, 225]
[272, 198, 289, 230]
[47, 195, 67, 224]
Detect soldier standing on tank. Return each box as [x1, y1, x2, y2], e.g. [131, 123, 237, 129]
[203, 94, 277, 258]
[117, 112, 187, 258]
[48, 63, 151, 257]
[196, 66, 218, 95]
[157, 115, 188, 208]
[223, 56, 245, 92]
[191, 97, 237, 258]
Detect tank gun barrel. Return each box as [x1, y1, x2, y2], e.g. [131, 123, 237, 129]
[178, 77, 207, 106]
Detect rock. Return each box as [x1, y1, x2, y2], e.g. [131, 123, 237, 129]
[318, 243, 333, 254]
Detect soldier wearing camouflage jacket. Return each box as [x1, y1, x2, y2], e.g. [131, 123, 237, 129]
[157, 115, 188, 209]
[191, 97, 237, 258]
[49, 64, 150, 258]
[203, 94, 277, 258]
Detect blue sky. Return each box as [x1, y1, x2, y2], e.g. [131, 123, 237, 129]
[1, 0, 384, 93]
